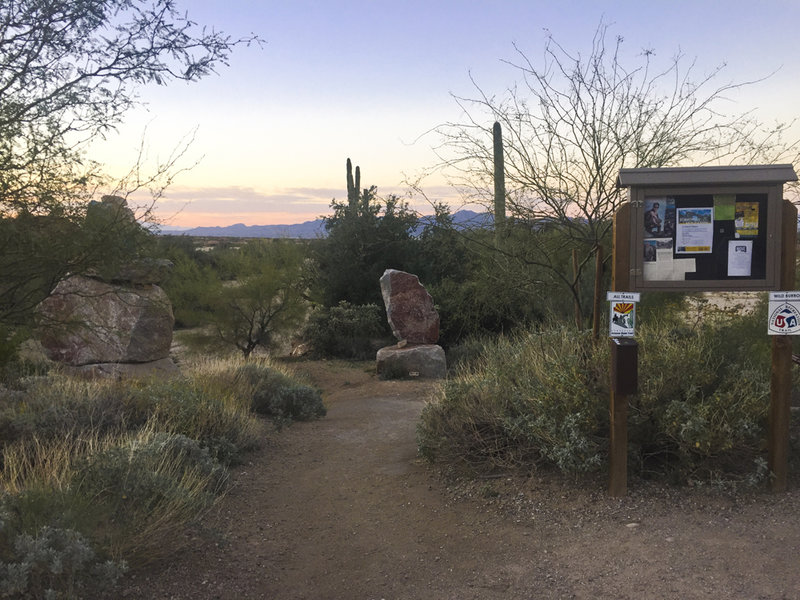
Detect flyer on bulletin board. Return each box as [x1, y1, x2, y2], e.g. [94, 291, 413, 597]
[714, 194, 736, 220]
[675, 207, 713, 253]
[727, 240, 753, 276]
[735, 201, 759, 237]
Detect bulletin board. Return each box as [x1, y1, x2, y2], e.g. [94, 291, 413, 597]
[639, 190, 771, 286]
[617, 166, 796, 292]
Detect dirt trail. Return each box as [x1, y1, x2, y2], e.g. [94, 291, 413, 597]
[123, 360, 800, 599]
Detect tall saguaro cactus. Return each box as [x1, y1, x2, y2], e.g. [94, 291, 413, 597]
[346, 158, 361, 209]
[493, 121, 506, 238]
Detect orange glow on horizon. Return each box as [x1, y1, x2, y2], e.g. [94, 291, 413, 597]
[155, 210, 333, 228]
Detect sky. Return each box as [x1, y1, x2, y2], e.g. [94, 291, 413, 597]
[89, 0, 800, 228]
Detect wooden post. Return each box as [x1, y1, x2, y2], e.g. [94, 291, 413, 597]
[572, 248, 582, 329]
[612, 204, 631, 291]
[592, 245, 604, 341]
[609, 203, 632, 496]
[609, 337, 637, 496]
[609, 386, 629, 496]
[769, 199, 797, 491]
[770, 336, 792, 491]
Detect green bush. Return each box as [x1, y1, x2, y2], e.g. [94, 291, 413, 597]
[122, 379, 260, 465]
[72, 432, 228, 562]
[631, 303, 770, 480]
[419, 306, 772, 484]
[302, 301, 390, 359]
[0, 525, 126, 599]
[418, 327, 608, 474]
[231, 362, 326, 427]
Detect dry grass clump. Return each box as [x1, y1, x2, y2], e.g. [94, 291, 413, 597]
[0, 354, 325, 597]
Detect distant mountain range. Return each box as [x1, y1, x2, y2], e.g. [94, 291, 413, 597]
[160, 209, 492, 239]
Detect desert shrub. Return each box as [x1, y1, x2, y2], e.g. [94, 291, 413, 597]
[227, 361, 326, 427]
[122, 378, 260, 465]
[418, 327, 608, 474]
[72, 431, 228, 561]
[631, 303, 771, 481]
[1, 430, 228, 579]
[302, 301, 390, 359]
[261, 384, 327, 428]
[0, 355, 322, 596]
[0, 378, 136, 455]
[0, 374, 261, 468]
[0, 525, 126, 600]
[419, 306, 772, 484]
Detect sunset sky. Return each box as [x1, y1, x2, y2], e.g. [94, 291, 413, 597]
[89, 0, 800, 228]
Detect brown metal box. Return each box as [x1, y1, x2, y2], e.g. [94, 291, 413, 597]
[610, 338, 638, 395]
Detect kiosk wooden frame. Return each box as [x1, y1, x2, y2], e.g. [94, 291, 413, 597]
[612, 164, 798, 495]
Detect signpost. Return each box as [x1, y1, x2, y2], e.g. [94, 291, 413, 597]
[607, 291, 639, 496]
[608, 292, 640, 338]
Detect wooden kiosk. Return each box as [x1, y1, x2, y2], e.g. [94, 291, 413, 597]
[611, 164, 798, 495]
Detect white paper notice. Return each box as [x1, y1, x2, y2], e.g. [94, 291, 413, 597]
[727, 240, 753, 277]
[676, 207, 713, 254]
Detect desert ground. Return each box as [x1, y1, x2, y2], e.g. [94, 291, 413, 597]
[119, 360, 800, 600]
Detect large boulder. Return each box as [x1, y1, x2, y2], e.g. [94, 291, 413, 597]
[379, 269, 439, 344]
[376, 344, 447, 380]
[38, 275, 174, 366]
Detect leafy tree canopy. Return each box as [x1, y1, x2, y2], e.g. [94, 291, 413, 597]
[0, 0, 256, 344]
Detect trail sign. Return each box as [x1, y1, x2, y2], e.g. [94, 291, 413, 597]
[768, 292, 800, 335]
[607, 292, 640, 338]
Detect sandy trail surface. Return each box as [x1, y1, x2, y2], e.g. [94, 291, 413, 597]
[122, 360, 800, 599]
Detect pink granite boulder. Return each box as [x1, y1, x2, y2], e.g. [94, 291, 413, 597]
[379, 269, 439, 344]
[38, 275, 174, 366]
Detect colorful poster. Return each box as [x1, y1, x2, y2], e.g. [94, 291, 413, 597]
[735, 202, 759, 237]
[643, 197, 665, 238]
[644, 197, 675, 238]
[727, 240, 753, 277]
[675, 207, 713, 253]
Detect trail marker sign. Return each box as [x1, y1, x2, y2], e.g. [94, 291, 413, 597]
[768, 292, 800, 335]
[608, 292, 640, 338]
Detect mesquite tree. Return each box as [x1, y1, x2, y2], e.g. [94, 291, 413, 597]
[0, 1, 257, 348]
[437, 22, 799, 328]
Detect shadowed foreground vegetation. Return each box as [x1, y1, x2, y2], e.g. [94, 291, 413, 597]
[0, 357, 324, 598]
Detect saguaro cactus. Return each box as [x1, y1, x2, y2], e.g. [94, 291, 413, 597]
[346, 158, 361, 208]
[493, 121, 506, 235]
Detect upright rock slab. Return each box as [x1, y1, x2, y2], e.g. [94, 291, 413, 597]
[377, 269, 445, 379]
[379, 269, 439, 344]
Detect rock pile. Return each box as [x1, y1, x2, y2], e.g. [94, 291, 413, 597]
[376, 269, 446, 379]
